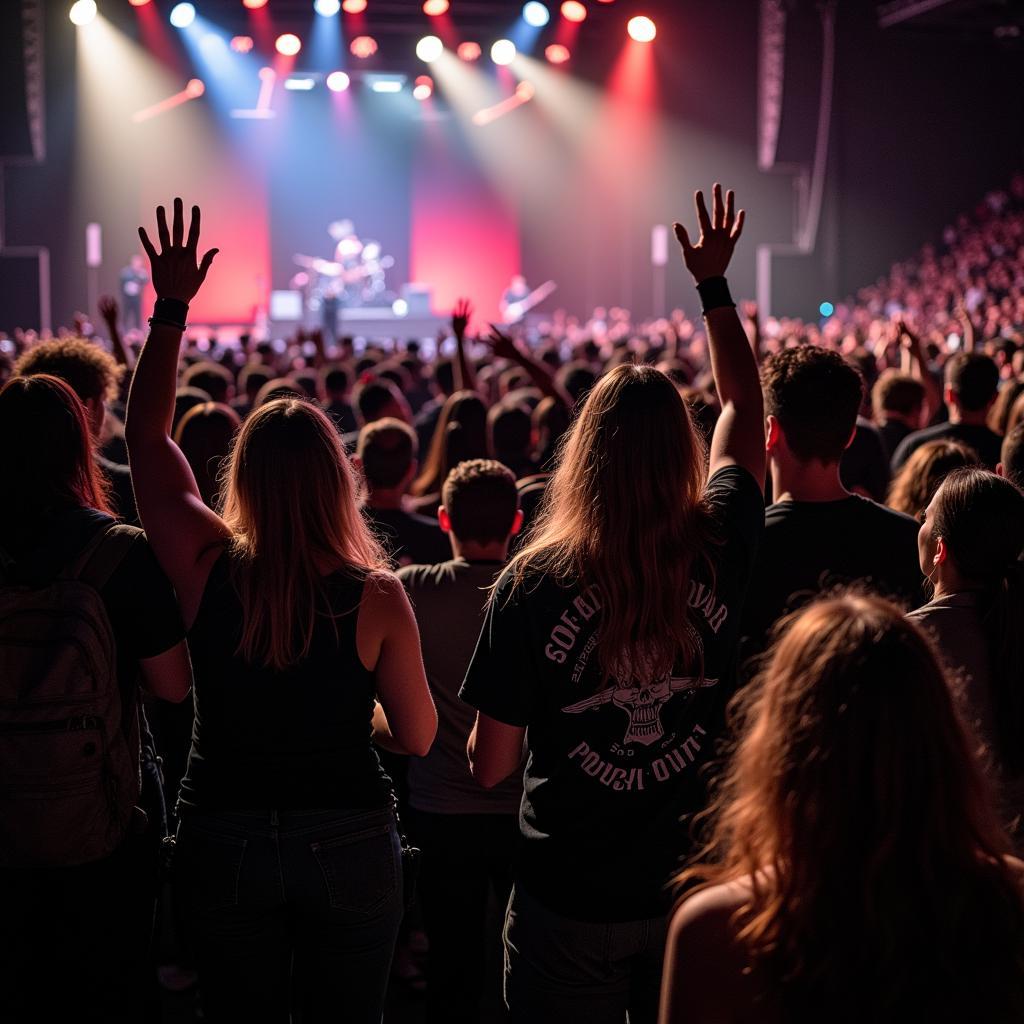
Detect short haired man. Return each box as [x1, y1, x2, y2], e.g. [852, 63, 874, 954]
[742, 347, 922, 653]
[871, 370, 927, 458]
[891, 352, 1002, 470]
[344, 378, 412, 452]
[15, 339, 136, 521]
[357, 418, 449, 568]
[397, 459, 523, 1024]
[998, 421, 1024, 489]
[320, 364, 357, 434]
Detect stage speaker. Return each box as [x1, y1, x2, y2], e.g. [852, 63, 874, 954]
[0, 2, 44, 162]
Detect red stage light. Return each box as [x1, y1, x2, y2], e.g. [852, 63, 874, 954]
[423, 0, 449, 14]
[545, 43, 570, 64]
[243, 0, 269, 9]
[350, 35, 378, 58]
[561, 1, 587, 22]
[627, 15, 656, 42]
[413, 75, 434, 100]
[342, 0, 368, 12]
[275, 33, 302, 56]
[457, 41, 482, 62]
[186, 78, 206, 98]
[128, 0, 152, 7]
[231, 35, 254, 52]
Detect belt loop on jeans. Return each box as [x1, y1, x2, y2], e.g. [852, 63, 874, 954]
[270, 809, 279, 828]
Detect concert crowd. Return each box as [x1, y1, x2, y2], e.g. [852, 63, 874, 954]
[2, 175, 1024, 1024]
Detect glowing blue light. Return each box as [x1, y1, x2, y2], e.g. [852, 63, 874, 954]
[314, 0, 341, 15]
[819, 301, 835, 317]
[169, 3, 196, 28]
[522, 2, 550, 27]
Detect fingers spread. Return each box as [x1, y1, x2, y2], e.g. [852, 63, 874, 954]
[172, 197, 184, 247]
[695, 191, 711, 235]
[138, 226, 157, 262]
[730, 209, 746, 241]
[673, 222, 693, 253]
[712, 183, 723, 230]
[187, 205, 201, 251]
[199, 247, 219, 280]
[725, 189, 735, 230]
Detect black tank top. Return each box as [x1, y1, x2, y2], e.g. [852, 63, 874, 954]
[178, 553, 391, 812]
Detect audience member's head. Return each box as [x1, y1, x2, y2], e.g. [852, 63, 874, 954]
[411, 390, 488, 497]
[254, 377, 304, 408]
[0, 374, 112, 530]
[488, 402, 533, 470]
[290, 370, 321, 402]
[354, 377, 411, 427]
[14, 338, 123, 436]
[172, 401, 241, 510]
[356, 417, 417, 497]
[557, 362, 598, 406]
[683, 592, 1024, 1021]
[321, 365, 350, 402]
[533, 395, 571, 469]
[174, 386, 212, 433]
[872, 370, 926, 428]
[989, 378, 1024, 436]
[762, 347, 863, 466]
[944, 352, 999, 419]
[439, 459, 521, 555]
[182, 360, 233, 404]
[238, 364, 273, 406]
[999, 421, 1024, 488]
[886, 439, 979, 517]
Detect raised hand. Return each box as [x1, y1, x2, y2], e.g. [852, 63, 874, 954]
[138, 198, 218, 303]
[482, 325, 521, 362]
[98, 295, 119, 327]
[452, 297, 473, 339]
[673, 183, 745, 284]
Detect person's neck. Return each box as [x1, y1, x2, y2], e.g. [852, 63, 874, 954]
[932, 565, 976, 600]
[366, 487, 405, 511]
[947, 405, 987, 427]
[771, 459, 850, 504]
[449, 536, 509, 563]
[882, 410, 917, 428]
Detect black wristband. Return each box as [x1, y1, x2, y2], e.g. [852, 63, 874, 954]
[696, 276, 735, 315]
[153, 297, 190, 324]
[148, 316, 187, 332]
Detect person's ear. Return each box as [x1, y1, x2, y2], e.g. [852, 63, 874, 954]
[84, 395, 105, 437]
[350, 454, 363, 473]
[510, 509, 524, 537]
[438, 506, 451, 533]
[844, 423, 858, 451]
[996, 462, 1005, 478]
[765, 415, 781, 453]
[934, 536, 948, 566]
[944, 384, 956, 408]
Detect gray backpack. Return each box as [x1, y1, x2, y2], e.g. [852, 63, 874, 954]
[0, 524, 142, 866]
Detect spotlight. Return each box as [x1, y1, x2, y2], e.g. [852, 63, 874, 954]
[457, 41, 481, 61]
[169, 3, 196, 28]
[342, 0, 367, 11]
[275, 33, 302, 56]
[243, 0, 269, 7]
[231, 35, 254, 52]
[413, 75, 434, 100]
[515, 81, 535, 100]
[284, 76, 316, 90]
[69, 0, 97, 25]
[490, 39, 516, 66]
[819, 301, 835, 317]
[627, 15, 656, 42]
[544, 43, 570, 63]
[128, 0, 152, 7]
[423, 0, 449, 13]
[185, 78, 206, 98]
[326, 70, 351, 92]
[416, 35, 443, 62]
[350, 35, 378, 58]
[392, 299, 409, 317]
[368, 75, 404, 93]
[522, 2, 550, 27]
[560, 1, 586, 22]
[315, 0, 341, 14]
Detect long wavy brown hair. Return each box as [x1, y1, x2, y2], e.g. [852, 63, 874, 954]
[504, 363, 714, 684]
[680, 593, 1024, 1022]
[886, 438, 978, 516]
[220, 398, 387, 670]
[411, 390, 488, 498]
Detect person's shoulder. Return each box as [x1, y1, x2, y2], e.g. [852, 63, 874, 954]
[396, 559, 456, 591]
[853, 494, 918, 530]
[669, 878, 753, 953]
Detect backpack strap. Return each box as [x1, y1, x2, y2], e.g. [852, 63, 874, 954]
[65, 524, 143, 591]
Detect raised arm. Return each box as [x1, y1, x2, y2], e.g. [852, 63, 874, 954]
[125, 199, 230, 625]
[481, 325, 574, 412]
[674, 184, 764, 483]
[98, 295, 132, 369]
[451, 297, 478, 393]
[897, 319, 941, 424]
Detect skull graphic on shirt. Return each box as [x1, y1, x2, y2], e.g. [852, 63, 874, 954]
[562, 675, 719, 747]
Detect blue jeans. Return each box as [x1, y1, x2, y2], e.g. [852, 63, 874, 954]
[175, 805, 403, 1023]
[503, 884, 668, 1024]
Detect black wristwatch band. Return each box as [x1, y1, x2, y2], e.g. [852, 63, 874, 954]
[153, 297, 190, 325]
[696, 276, 735, 315]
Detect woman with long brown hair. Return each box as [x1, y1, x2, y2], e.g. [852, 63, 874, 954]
[0, 373, 190, 1021]
[660, 593, 1024, 1024]
[461, 185, 765, 1021]
[125, 200, 437, 1023]
[886, 437, 979, 516]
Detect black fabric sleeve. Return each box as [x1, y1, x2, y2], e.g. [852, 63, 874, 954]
[102, 534, 185, 662]
[459, 571, 536, 728]
[704, 465, 765, 585]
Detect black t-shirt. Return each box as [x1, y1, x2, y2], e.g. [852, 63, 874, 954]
[879, 418, 913, 460]
[890, 421, 1003, 471]
[839, 418, 891, 502]
[366, 506, 451, 569]
[459, 466, 764, 922]
[4, 507, 185, 740]
[741, 495, 923, 658]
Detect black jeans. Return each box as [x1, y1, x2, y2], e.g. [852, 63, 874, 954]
[175, 805, 403, 1023]
[0, 826, 160, 1023]
[408, 808, 518, 1024]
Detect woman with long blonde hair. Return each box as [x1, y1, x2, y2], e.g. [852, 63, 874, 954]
[660, 594, 1024, 1024]
[125, 200, 436, 1023]
[461, 185, 765, 1021]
